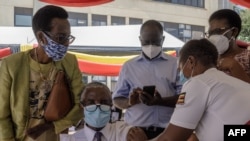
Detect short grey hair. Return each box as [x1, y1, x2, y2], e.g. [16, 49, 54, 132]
[80, 81, 111, 100]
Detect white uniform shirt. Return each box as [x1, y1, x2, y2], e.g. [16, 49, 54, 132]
[170, 68, 250, 141]
[60, 121, 132, 141]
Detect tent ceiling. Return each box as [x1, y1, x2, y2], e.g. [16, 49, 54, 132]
[0, 25, 184, 48]
[71, 25, 184, 48]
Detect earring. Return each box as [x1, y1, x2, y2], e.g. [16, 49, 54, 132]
[40, 41, 44, 46]
[232, 36, 235, 40]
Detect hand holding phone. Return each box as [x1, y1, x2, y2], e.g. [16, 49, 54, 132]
[143, 85, 156, 96]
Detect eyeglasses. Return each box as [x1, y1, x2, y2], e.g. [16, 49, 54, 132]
[203, 27, 230, 38]
[43, 31, 75, 44]
[140, 36, 163, 46]
[83, 104, 111, 112]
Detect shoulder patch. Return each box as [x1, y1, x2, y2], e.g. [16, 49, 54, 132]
[177, 92, 186, 105]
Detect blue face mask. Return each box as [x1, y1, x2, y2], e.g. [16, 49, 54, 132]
[179, 70, 188, 85]
[84, 107, 111, 128]
[178, 59, 189, 85]
[42, 34, 68, 61]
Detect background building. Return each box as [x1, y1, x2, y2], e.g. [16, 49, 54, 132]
[0, 0, 234, 42]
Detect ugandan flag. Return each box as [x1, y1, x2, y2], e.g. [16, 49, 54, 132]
[177, 92, 186, 105]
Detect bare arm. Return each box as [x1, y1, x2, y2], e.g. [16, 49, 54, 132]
[114, 88, 179, 109]
[140, 91, 179, 107]
[127, 127, 147, 141]
[113, 97, 130, 109]
[26, 122, 54, 140]
[218, 57, 250, 83]
[113, 88, 142, 109]
[157, 95, 179, 107]
[228, 61, 250, 83]
[156, 123, 194, 141]
[127, 123, 195, 141]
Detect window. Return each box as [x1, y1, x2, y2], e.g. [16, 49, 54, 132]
[163, 21, 204, 42]
[91, 76, 118, 91]
[92, 14, 107, 26]
[197, 0, 204, 8]
[164, 22, 179, 37]
[191, 25, 205, 39]
[178, 0, 185, 5]
[153, 0, 204, 8]
[192, 0, 198, 7]
[129, 18, 143, 25]
[185, 0, 192, 6]
[179, 24, 191, 41]
[111, 16, 125, 25]
[186, 25, 191, 30]
[14, 7, 33, 27]
[68, 12, 88, 26]
[172, 0, 178, 4]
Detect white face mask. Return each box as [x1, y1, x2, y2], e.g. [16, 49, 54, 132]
[142, 45, 162, 59]
[208, 35, 229, 55]
[208, 28, 234, 55]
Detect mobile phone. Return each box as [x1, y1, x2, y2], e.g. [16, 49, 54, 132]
[143, 85, 156, 96]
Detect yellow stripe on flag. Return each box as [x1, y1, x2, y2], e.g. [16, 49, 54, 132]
[69, 50, 176, 65]
[20, 44, 33, 52]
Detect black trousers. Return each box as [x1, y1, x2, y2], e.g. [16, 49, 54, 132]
[139, 126, 165, 140]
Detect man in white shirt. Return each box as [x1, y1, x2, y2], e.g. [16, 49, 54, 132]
[60, 82, 147, 141]
[152, 39, 250, 141]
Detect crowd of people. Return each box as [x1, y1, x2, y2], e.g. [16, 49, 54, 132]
[0, 4, 250, 141]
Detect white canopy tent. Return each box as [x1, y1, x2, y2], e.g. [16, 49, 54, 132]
[0, 25, 184, 48]
[71, 25, 184, 48]
[0, 25, 184, 89]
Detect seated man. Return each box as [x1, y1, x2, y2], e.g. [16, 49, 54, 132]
[60, 81, 147, 141]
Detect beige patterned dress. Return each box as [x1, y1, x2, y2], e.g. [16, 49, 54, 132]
[24, 55, 59, 141]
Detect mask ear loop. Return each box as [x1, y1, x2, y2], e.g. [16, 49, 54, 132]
[191, 67, 194, 78]
[188, 57, 195, 78]
[181, 58, 189, 72]
[222, 27, 234, 35]
[180, 58, 192, 79]
[229, 29, 236, 42]
[223, 27, 235, 42]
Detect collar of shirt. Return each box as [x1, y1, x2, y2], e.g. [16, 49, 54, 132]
[182, 68, 217, 89]
[204, 68, 217, 74]
[84, 123, 110, 141]
[136, 52, 169, 62]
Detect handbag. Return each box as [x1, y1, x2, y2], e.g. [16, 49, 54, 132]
[44, 70, 73, 122]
